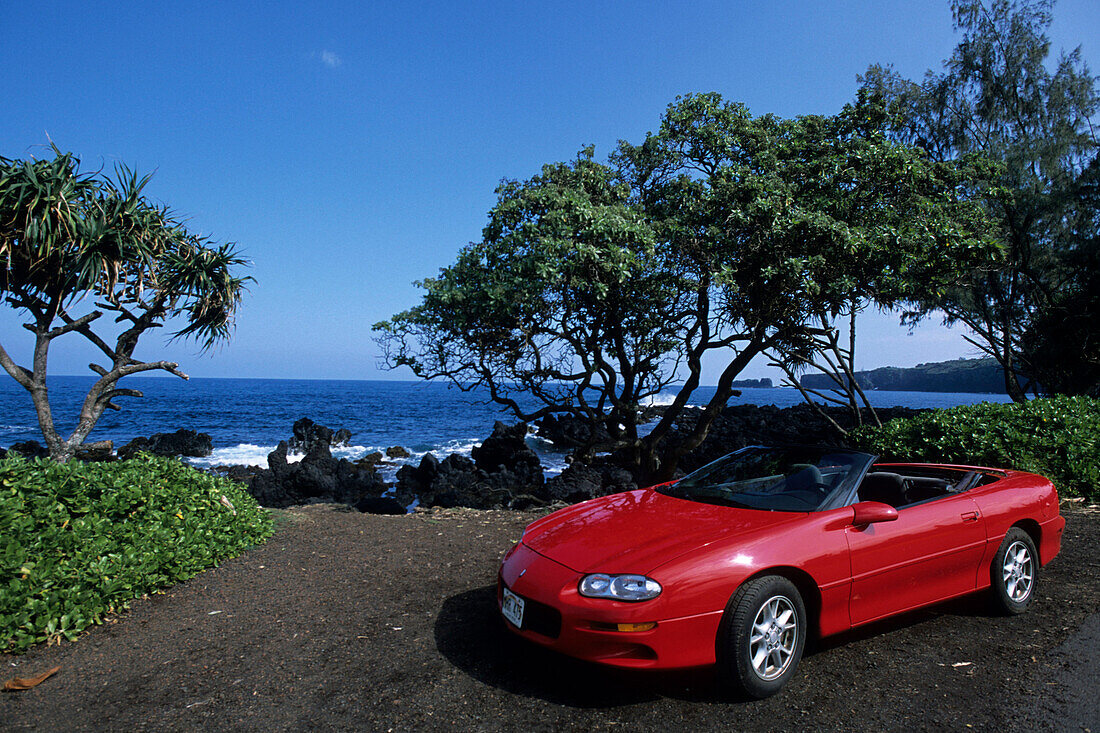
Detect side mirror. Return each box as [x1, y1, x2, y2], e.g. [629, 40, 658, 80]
[852, 501, 899, 526]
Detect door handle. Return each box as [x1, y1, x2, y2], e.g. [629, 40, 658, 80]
[960, 511, 980, 522]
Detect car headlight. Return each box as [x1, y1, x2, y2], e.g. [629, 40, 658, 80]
[578, 573, 662, 601]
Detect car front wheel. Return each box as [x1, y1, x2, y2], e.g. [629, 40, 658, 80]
[718, 575, 806, 699]
[991, 527, 1038, 615]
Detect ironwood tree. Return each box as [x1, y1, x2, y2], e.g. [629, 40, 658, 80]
[376, 94, 997, 482]
[0, 147, 250, 462]
[861, 0, 1099, 400]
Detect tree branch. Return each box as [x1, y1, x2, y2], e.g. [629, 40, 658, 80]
[44, 311, 102, 340]
[0, 340, 33, 390]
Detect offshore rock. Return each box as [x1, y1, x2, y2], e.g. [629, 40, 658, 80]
[358, 451, 385, 468]
[117, 429, 213, 459]
[385, 446, 411, 459]
[287, 417, 352, 455]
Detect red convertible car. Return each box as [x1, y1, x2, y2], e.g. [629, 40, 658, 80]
[497, 445, 1065, 697]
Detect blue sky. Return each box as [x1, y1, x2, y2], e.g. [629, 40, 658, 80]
[2, 0, 1098, 383]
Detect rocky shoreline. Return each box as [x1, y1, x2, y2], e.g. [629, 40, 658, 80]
[1, 403, 925, 515]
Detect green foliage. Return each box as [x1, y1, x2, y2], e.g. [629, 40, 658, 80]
[850, 395, 1100, 499]
[376, 94, 1000, 480]
[1020, 154, 1100, 397]
[0, 146, 252, 460]
[0, 146, 251, 350]
[0, 454, 273, 653]
[861, 0, 1099, 400]
[376, 148, 684, 425]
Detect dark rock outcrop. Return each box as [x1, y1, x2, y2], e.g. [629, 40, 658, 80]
[543, 461, 638, 504]
[471, 422, 543, 490]
[667, 403, 923, 474]
[358, 451, 385, 468]
[287, 418, 352, 455]
[117, 429, 213, 459]
[8, 440, 49, 459]
[536, 414, 611, 449]
[246, 441, 388, 510]
[394, 422, 546, 510]
[385, 446, 410, 459]
[222, 464, 264, 485]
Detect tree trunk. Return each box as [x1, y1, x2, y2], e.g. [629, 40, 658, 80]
[640, 338, 766, 484]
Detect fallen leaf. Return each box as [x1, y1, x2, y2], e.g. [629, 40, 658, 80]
[3, 666, 61, 691]
[951, 662, 973, 668]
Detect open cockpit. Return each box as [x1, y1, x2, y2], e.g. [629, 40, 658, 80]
[857, 465, 1003, 509]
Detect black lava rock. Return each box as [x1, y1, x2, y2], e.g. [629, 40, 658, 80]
[667, 403, 924, 473]
[288, 417, 352, 455]
[471, 421, 544, 492]
[8, 440, 49, 459]
[536, 414, 612, 450]
[543, 461, 638, 504]
[394, 423, 547, 510]
[117, 429, 213, 459]
[246, 440, 387, 509]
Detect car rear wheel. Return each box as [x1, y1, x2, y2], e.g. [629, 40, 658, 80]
[718, 575, 806, 699]
[991, 527, 1038, 615]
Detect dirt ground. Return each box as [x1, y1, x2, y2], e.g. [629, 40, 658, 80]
[2, 503, 1097, 732]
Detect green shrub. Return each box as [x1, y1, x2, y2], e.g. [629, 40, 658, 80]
[850, 395, 1100, 500]
[0, 454, 273, 653]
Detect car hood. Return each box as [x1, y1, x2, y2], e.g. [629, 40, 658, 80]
[521, 488, 801, 574]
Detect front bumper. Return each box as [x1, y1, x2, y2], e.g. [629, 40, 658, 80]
[497, 542, 722, 669]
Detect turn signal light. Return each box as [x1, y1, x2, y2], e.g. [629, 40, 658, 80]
[590, 621, 657, 632]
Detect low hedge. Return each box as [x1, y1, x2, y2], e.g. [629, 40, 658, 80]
[0, 453, 273, 653]
[850, 395, 1100, 500]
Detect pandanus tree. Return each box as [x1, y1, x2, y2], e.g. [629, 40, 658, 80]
[0, 147, 250, 462]
[376, 94, 998, 483]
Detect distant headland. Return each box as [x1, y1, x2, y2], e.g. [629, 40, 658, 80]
[799, 357, 1006, 394]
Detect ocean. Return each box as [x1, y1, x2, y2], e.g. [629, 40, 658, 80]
[0, 376, 1011, 477]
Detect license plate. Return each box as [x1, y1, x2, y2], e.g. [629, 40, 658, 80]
[501, 586, 525, 628]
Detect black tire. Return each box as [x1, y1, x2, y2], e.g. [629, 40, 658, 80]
[717, 575, 807, 699]
[990, 527, 1039, 615]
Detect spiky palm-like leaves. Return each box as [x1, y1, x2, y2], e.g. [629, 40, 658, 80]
[0, 146, 250, 461]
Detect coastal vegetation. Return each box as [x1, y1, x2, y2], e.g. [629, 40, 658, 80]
[851, 395, 1100, 500]
[376, 94, 999, 483]
[861, 0, 1100, 400]
[0, 453, 272, 653]
[0, 147, 250, 462]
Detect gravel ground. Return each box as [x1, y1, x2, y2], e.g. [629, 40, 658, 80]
[2, 503, 1097, 732]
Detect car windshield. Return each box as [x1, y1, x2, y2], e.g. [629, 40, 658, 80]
[660, 446, 875, 512]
